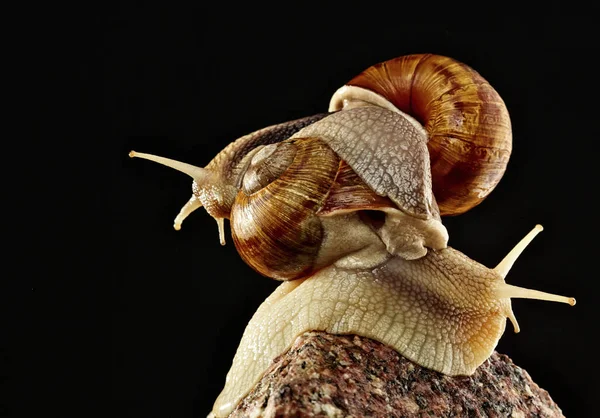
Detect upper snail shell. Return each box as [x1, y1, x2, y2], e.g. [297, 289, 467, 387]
[330, 53, 512, 216]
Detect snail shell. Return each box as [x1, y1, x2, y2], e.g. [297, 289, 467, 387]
[231, 138, 341, 280]
[330, 53, 512, 216]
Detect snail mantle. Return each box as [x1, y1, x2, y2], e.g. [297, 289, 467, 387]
[128, 54, 576, 418]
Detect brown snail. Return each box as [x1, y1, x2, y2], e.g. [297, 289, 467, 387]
[128, 54, 575, 418]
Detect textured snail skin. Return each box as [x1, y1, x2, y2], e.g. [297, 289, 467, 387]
[292, 106, 437, 220]
[210, 244, 512, 418]
[291, 105, 448, 260]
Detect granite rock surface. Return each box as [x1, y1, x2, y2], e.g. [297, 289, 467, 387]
[227, 331, 563, 417]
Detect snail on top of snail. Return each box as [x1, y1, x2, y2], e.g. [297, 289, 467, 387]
[129, 54, 576, 418]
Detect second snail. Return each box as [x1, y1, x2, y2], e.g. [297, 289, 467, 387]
[129, 54, 576, 417]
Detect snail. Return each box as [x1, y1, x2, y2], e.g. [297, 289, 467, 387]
[128, 54, 576, 417]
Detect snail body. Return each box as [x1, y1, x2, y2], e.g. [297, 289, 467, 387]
[210, 227, 573, 417]
[128, 54, 575, 417]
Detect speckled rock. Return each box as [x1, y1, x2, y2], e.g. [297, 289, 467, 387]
[228, 331, 563, 417]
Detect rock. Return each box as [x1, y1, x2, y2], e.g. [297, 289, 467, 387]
[227, 331, 564, 417]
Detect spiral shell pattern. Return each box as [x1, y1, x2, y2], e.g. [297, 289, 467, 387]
[343, 54, 512, 215]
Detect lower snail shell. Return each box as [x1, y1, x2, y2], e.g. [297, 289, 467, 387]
[231, 138, 341, 280]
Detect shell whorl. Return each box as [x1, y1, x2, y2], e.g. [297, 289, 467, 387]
[231, 138, 341, 280]
[331, 54, 512, 216]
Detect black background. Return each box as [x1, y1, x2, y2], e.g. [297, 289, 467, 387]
[34, 4, 599, 418]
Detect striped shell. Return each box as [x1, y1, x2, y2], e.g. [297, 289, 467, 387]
[331, 54, 512, 216]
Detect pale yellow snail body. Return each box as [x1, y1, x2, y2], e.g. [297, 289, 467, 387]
[129, 54, 575, 418]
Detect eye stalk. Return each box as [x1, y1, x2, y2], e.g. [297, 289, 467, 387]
[129, 150, 230, 245]
[172, 195, 202, 231]
[492, 224, 576, 333]
[128, 150, 213, 183]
